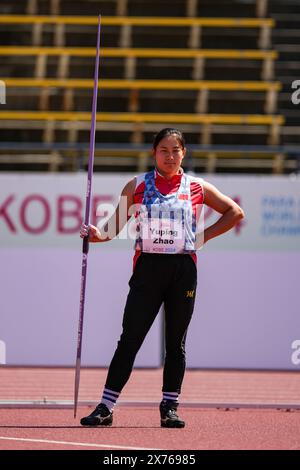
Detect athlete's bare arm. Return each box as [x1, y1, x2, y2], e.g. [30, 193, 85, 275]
[80, 178, 136, 243]
[203, 181, 245, 244]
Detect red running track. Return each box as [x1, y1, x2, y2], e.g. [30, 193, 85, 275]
[0, 407, 300, 450]
[0, 367, 300, 450]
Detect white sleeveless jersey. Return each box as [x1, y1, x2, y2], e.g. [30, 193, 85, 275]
[134, 170, 204, 254]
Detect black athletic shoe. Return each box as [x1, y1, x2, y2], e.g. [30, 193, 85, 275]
[160, 400, 185, 428]
[80, 403, 113, 427]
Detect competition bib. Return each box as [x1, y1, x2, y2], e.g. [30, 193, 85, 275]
[141, 217, 185, 254]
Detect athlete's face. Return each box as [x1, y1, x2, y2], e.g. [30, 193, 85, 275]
[152, 135, 186, 178]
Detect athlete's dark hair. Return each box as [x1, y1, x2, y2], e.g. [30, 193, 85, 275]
[152, 128, 186, 150]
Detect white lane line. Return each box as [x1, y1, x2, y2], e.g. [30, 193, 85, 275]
[0, 436, 159, 450]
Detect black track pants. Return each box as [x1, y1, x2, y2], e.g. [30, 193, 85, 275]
[105, 253, 197, 394]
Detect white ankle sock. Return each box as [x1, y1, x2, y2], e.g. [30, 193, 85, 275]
[101, 388, 120, 412]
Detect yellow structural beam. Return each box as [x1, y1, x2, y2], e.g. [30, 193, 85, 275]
[2, 78, 281, 91]
[0, 46, 278, 59]
[0, 15, 275, 28]
[0, 111, 284, 125]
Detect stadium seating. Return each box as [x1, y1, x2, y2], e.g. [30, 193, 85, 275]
[270, 0, 300, 148]
[2, 78, 280, 114]
[0, 1, 269, 18]
[0, 0, 292, 173]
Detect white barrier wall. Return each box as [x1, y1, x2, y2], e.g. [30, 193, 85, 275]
[0, 173, 300, 369]
[0, 174, 162, 367]
[187, 176, 300, 369]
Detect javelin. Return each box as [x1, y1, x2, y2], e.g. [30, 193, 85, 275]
[74, 15, 101, 419]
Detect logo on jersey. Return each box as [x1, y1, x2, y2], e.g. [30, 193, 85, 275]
[186, 290, 195, 298]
